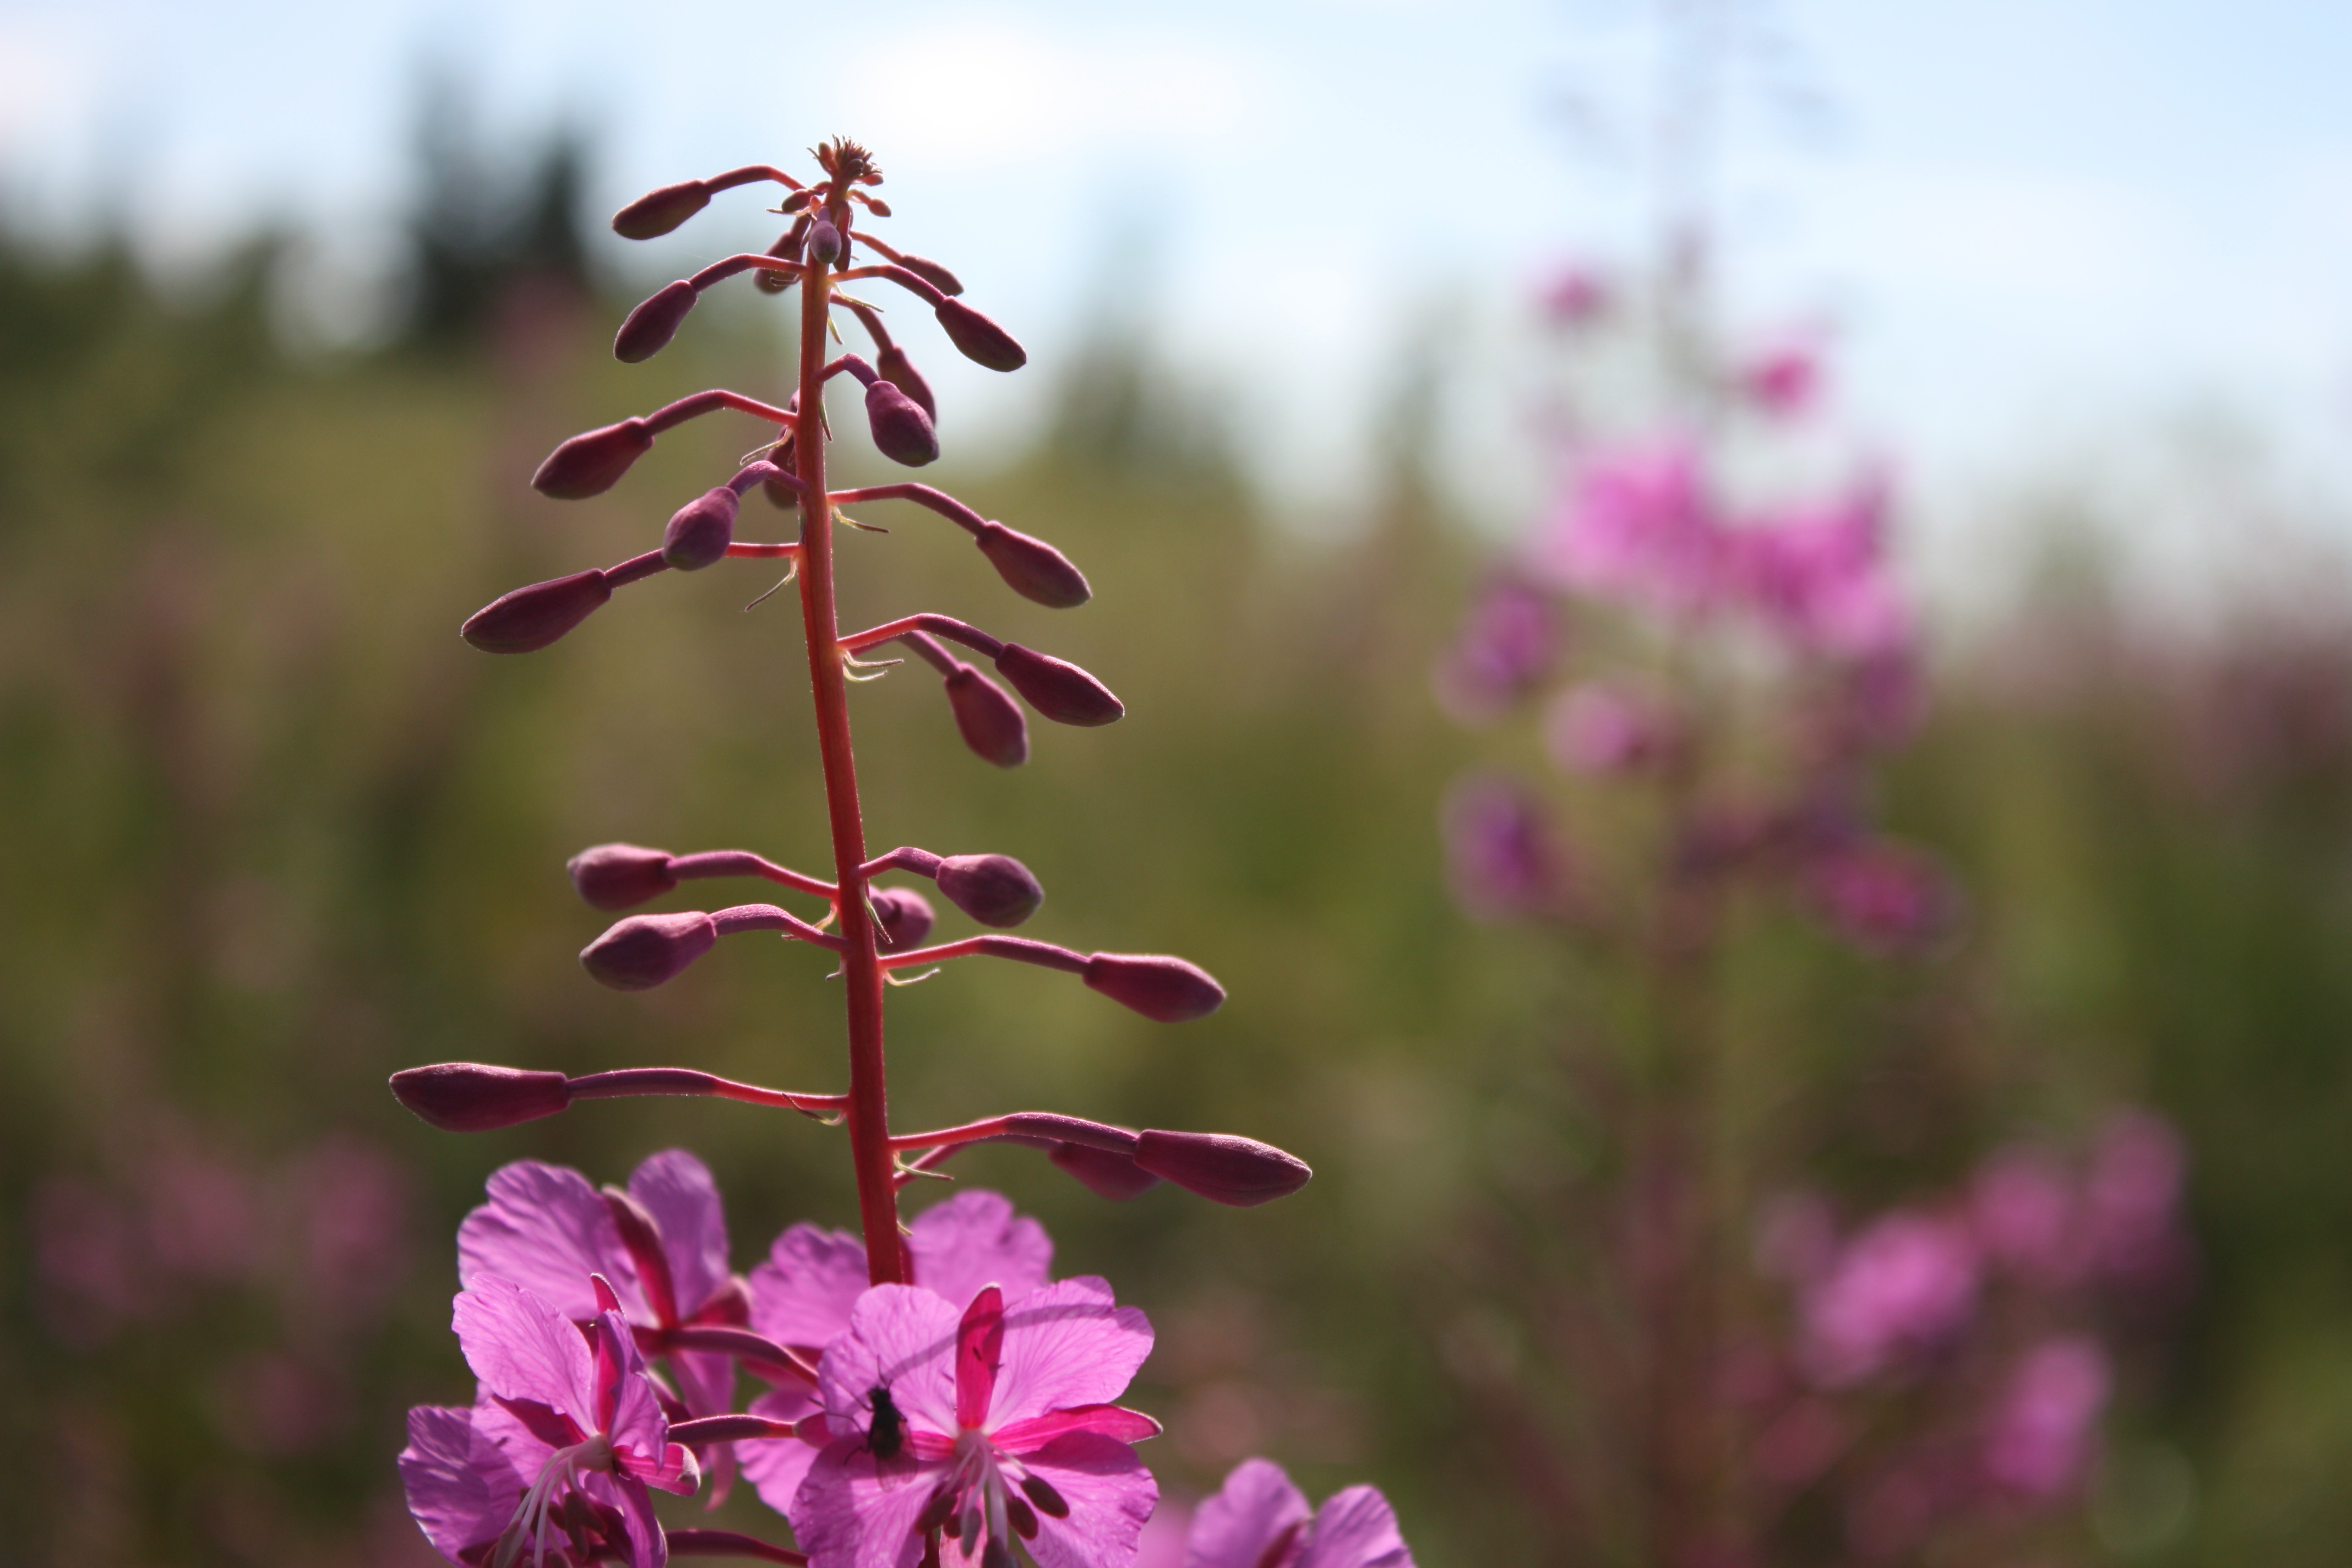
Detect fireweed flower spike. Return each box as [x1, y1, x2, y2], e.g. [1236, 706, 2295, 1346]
[1183, 1459, 1417, 1568]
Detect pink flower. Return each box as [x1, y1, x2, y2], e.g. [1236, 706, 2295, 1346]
[401, 1275, 698, 1567]
[1134, 1498, 1191, 1568]
[1970, 1147, 2079, 1286]
[1183, 1458, 1415, 1568]
[1434, 578, 1558, 723]
[2084, 1110, 2188, 1287]
[1441, 776, 1567, 922]
[1800, 1211, 1979, 1386]
[1736, 340, 1823, 420]
[1544, 681, 1678, 776]
[1803, 840, 1953, 955]
[1531, 442, 1725, 616]
[791, 1280, 1159, 1568]
[741, 1191, 1054, 1516]
[1541, 265, 1609, 326]
[1982, 1337, 2110, 1499]
[1726, 483, 1910, 660]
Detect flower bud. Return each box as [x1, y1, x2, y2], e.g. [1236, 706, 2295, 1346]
[864, 379, 939, 467]
[462, 569, 612, 654]
[1049, 1142, 1161, 1201]
[1134, 1130, 1312, 1206]
[611, 179, 711, 240]
[663, 486, 741, 570]
[974, 522, 1090, 608]
[764, 432, 799, 508]
[807, 220, 842, 268]
[870, 886, 936, 951]
[875, 345, 937, 421]
[390, 1063, 570, 1132]
[935, 299, 1027, 372]
[935, 853, 1043, 928]
[897, 254, 964, 297]
[567, 843, 679, 911]
[532, 419, 656, 499]
[944, 666, 1030, 767]
[581, 911, 718, 991]
[994, 645, 1123, 726]
[614, 280, 699, 363]
[1082, 952, 1224, 1021]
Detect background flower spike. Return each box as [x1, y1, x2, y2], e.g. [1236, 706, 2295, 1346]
[581, 910, 719, 991]
[567, 843, 680, 910]
[1082, 952, 1226, 1020]
[612, 179, 711, 239]
[993, 644, 1123, 725]
[614, 280, 699, 362]
[461, 569, 612, 653]
[531, 418, 655, 498]
[1133, 1129, 1313, 1206]
[1049, 1141, 1162, 1201]
[388, 1063, 571, 1132]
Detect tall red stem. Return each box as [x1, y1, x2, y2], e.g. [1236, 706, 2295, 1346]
[793, 235, 907, 1284]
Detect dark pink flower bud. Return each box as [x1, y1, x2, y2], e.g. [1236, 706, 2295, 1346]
[763, 431, 799, 508]
[935, 298, 1027, 371]
[1082, 952, 1224, 1021]
[390, 1063, 570, 1132]
[807, 220, 842, 267]
[581, 911, 718, 990]
[1133, 1129, 1311, 1206]
[870, 886, 936, 951]
[611, 179, 711, 240]
[864, 379, 939, 467]
[994, 644, 1122, 726]
[974, 522, 1090, 608]
[876, 345, 937, 421]
[566, 843, 679, 910]
[944, 666, 1030, 767]
[462, 569, 612, 654]
[897, 253, 963, 296]
[614, 280, 699, 363]
[935, 853, 1043, 927]
[532, 418, 656, 499]
[663, 485, 741, 570]
[1049, 1141, 1161, 1201]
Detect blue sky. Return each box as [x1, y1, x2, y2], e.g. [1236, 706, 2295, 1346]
[4, 0, 2349, 596]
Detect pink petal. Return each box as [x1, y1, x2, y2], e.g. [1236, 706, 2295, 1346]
[630, 1150, 732, 1319]
[398, 1404, 524, 1565]
[751, 1222, 871, 1355]
[993, 1404, 1162, 1453]
[453, 1276, 599, 1435]
[460, 1160, 645, 1324]
[1299, 1487, 1413, 1568]
[987, 1277, 1153, 1430]
[1019, 1430, 1158, 1568]
[956, 1286, 1006, 1431]
[818, 1284, 962, 1439]
[668, 1348, 737, 1421]
[792, 1439, 951, 1568]
[907, 1189, 1054, 1308]
[738, 1386, 824, 1518]
[614, 1471, 673, 1568]
[1186, 1458, 1309, 1568]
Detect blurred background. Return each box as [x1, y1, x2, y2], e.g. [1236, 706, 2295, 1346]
[3, 2, 2350, 1565]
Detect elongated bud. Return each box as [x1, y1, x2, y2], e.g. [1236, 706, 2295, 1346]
[935, 854, 1043, 927]
[994, 645, 1122, 726]
[945, 666, 1030, 767]
[974, 522, 1090, 608]
[875, 345, 937, 421]
[462, 570, 611, 654]
[871, 886, 936, 951]
[567, 843, 679, 910]
[664, 486, 741, 570]
[1084, 952, 1224, 1021]
[533, 418, 656, 499]
[615, 280, 699, 362]
[898, 254, 963, 297]
[612, 179, 711, 239]
[864, 379, 939, 467]
[935, 299, 1027, 371]
[1049, 1142, 1161, 1201]
[582, 911, 718, 991]
[391, 1063, 570, 1132]
[1135, 1130, 1310, 1206]
[807, 220, 841, 267]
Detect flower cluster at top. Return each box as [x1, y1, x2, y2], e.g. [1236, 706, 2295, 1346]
[1436, 281, 1950, 953]
[387, 140, 1358, 1567]
[402, 1157, 1418, 1568]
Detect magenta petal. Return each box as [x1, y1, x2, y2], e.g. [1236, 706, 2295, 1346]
[614, 1471, 673, 1568]
[1299, 1487, 1414, 1568]
[956, 1286, 1006, 1430]
[750, 1222, 870, 1354]
[1188, 1458, 1310, 1568]
[987, 1277, 1153, 1429]
[792, 1439, 948, 1568]
[399, 1404, 524, 1566]
[817, 1284, 961, 1438]
[1018, 1430, 1157, 1568]
[460, 1160, 643, 1324]
[629, 1150, 732, 1319]
[598, 1310, 690, 1491]
[906, 1189, 1053, 1308]
[454, 1276, 600, 1436]
[737, 1386, 824, 1518]
[992, 1403, 1162, 1453]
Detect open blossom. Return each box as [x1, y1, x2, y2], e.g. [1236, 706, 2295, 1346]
[1183, 1458, 1415, 1568]
[1800, 1211, 1980, 1386]
[1529, 441, 1724, 616]
[740, 1191, 1054, 1516]
[792, 1280, 1159, 1568]
[401, 1275, 698, 1568]
[1737, 339, 1823, 420]
[1545, 681, 1678, 776]
[1726, 482, 1909, 660]
[1982, 1337, 2110, 1498]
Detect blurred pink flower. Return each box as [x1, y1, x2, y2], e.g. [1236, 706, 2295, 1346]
[1982, 1337, 2110, 1499]
[1545, 681, 1678, 776]
[1541, 265, 1609, 326]
[1970, 1148, 2079, 1286]
[142, 1139, 262, 1284]
[1134, 1498, 1192, 1568]
[1434, 578, 1558, 723]
[1727, 482, 1910, 660]
[1441, 776, 1567, 921]
[1801, 1211, 1980, 1386]
[2085, 1110, 2190, 1287]
[1803, 840, 1954, 955]
[1530, 442, 1725, 616]
[1737, 340, 1823, 420]
[295, 1135, 415, 1321]
[1183, 1458, 1414, 1568]
[31, 1175, 147, 1343]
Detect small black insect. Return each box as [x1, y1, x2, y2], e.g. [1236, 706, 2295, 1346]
[863, 1384, 907, 1462]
